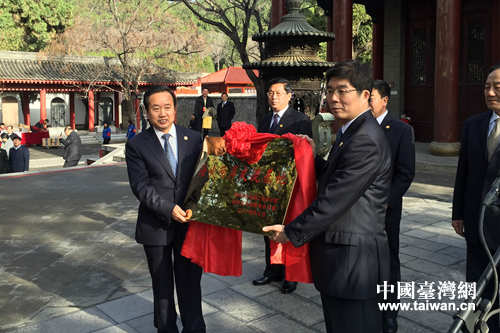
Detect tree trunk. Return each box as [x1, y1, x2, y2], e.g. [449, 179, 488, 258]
[122, 97, 135, 127]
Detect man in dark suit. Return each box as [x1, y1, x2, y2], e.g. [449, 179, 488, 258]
[126, 86, 205, 333]
[252, 77, 312, 294]
[216, 92, 235, 136]
[192, 88, 214, 135]
[60, 126, 82, 168]
[370, 80, 415, 333]
[9, 134, 29, 172]
[452, 64, 500, 333]
[264, 61, 392, 333]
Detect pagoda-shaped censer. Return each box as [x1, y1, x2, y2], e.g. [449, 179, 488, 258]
[244, 0, 334, 119]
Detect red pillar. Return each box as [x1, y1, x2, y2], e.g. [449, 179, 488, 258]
[21, 93, 30, 126]
[69, 92, 75, 129]
[39, 89, 47, 123]
[114, 91, 120, 128]
[433, 0, 460, 144]
[372, 15, 384, 79]
[135, 97, 141, 130]
[328, 0, 353, 62]
[88, 90, 95, 131]
[271, 0, 287, 27]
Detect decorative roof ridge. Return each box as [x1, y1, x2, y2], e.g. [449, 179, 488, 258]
[0, 51, 122, 66]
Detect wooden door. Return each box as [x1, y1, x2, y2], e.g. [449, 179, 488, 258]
[404, 0, 435, 142]
[458, 0, 492, 128]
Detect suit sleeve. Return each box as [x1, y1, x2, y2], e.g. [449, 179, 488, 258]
[452, 122, 469, 220]
[299, 114, 313, 137]
[229, 102, 236, 120]
[24, 148, 29, 171]
[285, 133, 384, 246]
[390, 125, 415, 202]
[125, 141, 175, 224]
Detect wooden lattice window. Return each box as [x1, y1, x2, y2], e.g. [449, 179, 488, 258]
[466, 23, 486, 83]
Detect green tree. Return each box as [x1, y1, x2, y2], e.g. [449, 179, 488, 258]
[352, 4, 372, 63]
[301, 1, 372, 63]
[177, 0, 271, 122]
[0, 0, 74, 51]
[47, 0, 204, 126]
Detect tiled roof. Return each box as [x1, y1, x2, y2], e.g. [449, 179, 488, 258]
[0, 51, 197, 86]
[200, 67, 257, 85]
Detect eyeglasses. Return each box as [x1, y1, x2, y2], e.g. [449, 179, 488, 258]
[326, 88, 357, 97]
[267, 91, 286, 97]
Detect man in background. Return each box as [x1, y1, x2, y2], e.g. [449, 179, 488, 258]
[9, 134, 29, 172]
[192, 88, 214, 136]
[216, 92, 235, 136]
[60, 126, 82, 168]
[370, 79, 415, 333]
[252, 77, 312, 294]
[452, 64, 500, 333]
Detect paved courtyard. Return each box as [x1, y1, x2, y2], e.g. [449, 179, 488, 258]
[0, 159, 471, 333]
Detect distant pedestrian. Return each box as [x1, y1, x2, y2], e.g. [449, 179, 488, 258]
[216, 92, 235, 136]
[60, 126, 82, 168]
[102, 122, 111, 144]
[1, 133, 13, 158]
[9, 134, 29, 172]
[126, 120, 136, 140]
[0, 145, 8, 173]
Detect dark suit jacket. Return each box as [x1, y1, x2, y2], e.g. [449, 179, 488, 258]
[192, 96, 215, 131]
[453, 111, 500, 249]
[60, 131, 82, 162]
[285, 111, 392, 299]
[216, 101, 235, 132]
[126, 126, 202, 246]
[9, 145, 29, 172]
[0, 148, 8, 173]
[257, 107, 313, 137]
[380, 114, 415, 209]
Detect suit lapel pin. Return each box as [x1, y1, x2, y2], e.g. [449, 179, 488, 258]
[279, 124, 283, 128]
[184, 136, 189, 141]
[385, 125, 390, 129]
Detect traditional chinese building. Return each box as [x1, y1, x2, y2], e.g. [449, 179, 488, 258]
[200, 67, 258, 95]
[271, 0, 498, 154]
[0, 51, 196, 131]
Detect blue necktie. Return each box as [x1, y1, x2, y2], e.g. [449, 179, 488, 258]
[270, 113, 279, 133]
[162, 133, 177, 176]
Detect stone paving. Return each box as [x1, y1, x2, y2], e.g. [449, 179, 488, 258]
[0, 158, 471, 333]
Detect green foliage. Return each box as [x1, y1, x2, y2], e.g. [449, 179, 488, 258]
[301, 1, 372, 63]
[352, 4, 372, 63]
[0, 0, 74, 51]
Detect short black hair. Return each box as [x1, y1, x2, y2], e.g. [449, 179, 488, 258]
[143, 86, 177, 110]
[0, 133, 8, 139]
[372, 80, 391, 100]
[267, 78, 293, 94]
[487, 64, 500, 75]
[221, 92, 228, 97]
[325, 60, 372, 93]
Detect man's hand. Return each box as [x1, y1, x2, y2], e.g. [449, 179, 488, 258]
[262, 225, 289, 243]
[452, 219, 465, 237]
[171, 205, 188, 223]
